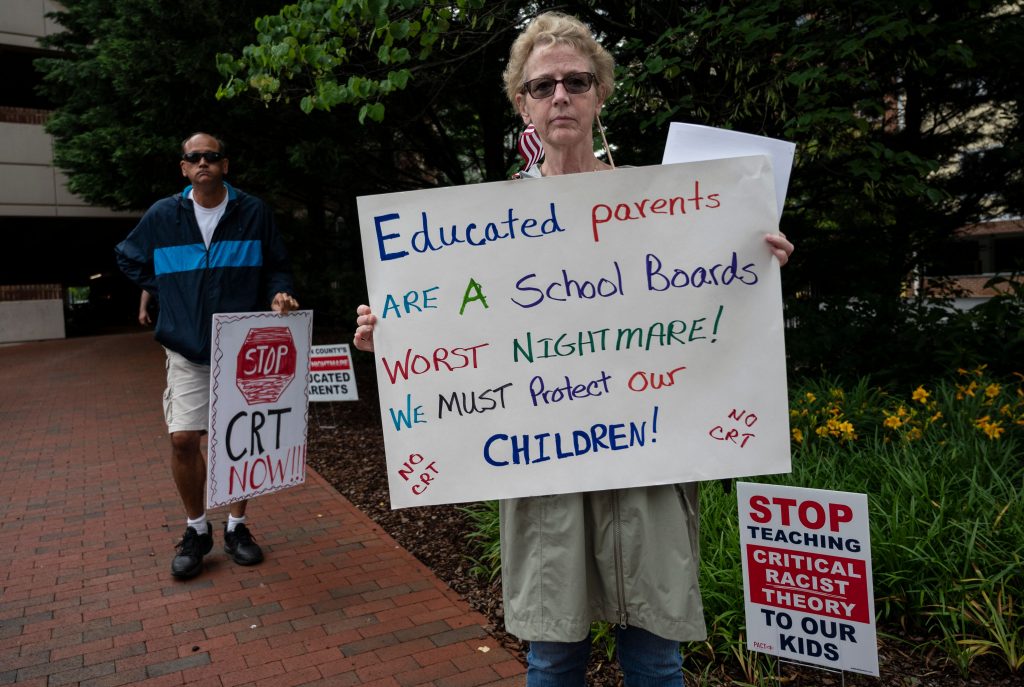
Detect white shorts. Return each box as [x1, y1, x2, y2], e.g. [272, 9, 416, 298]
[163, 348, 210, 434]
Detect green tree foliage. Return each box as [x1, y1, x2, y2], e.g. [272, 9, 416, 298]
[36, 0, 291, 210]
[574, 1, 1024, 299]
[564, 1, 1021, 386]
[223, 0, 1021, 289]
[35, 0, 393, 325]
[216, 0, 485, 123]
[565, 1, 1024, 383]
[216, 0, 530, 185]
[41, 1, 1023, 374]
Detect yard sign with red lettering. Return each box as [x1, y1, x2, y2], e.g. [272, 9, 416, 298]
[357, 158, 790, 508]
[309, 344, 359, 401]
[207, 310, 312, 508]
[737, 481, 879, 676]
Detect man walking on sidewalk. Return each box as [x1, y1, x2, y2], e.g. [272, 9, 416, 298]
[116, 132, 299, 579]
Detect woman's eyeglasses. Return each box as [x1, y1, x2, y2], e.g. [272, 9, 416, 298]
[521, 72, 596, 99]
[181, 151, 225, 164]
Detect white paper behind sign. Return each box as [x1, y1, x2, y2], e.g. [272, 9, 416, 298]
[358, 158, 790, 509]
[207, 310, 312, 508]
[737, 482, 879, 676]
[662, 123, 795, 219]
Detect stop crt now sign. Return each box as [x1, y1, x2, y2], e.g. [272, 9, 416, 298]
[236, 327, 297, 404]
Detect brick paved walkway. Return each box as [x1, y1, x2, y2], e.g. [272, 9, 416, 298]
[0, 333, 524, 687]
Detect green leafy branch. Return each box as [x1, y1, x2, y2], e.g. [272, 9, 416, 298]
[216, 0, 485, 122]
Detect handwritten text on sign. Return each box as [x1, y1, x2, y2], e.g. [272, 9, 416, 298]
[357, 158, 790, 508]
[207, 310, 312, 508]
[737, 482, 879, 676]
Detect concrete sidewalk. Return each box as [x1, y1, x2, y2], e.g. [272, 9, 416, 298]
[0, 332, 524, 687]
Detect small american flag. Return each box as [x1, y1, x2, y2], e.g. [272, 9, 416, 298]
[517, 124, 544, 172]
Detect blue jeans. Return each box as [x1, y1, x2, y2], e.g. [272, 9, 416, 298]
[526, 626, 683, 686]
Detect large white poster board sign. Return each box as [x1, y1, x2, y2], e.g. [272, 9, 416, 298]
[357, 158, 790, 508]
[208, 310, 312, 508]
[309, 344, 359, 401]
[737, 482, 879, 676]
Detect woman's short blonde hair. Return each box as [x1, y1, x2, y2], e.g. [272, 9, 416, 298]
[502, 12, 614, 109]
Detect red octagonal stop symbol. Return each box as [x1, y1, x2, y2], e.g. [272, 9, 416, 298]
[236, 327, 297, 405]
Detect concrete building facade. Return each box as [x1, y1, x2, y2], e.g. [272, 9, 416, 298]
[1, 1, 140, 341]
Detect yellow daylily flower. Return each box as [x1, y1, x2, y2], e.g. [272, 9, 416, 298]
[883, 416, 903, 429]
[982, 422, 1005, 440]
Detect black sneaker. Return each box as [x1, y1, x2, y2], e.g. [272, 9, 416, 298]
[171, 524, 213, 579]
[224, 523, 264, 566]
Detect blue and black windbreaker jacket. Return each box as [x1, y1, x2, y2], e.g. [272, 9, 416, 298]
[115, 183, 296, 364]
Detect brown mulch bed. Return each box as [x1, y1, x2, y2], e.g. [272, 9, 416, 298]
[306, 354, 1019, 686]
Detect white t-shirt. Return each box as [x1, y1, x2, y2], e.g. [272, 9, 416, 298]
[189, 189, 229, 248]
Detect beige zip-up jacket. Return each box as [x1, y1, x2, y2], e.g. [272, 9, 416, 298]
[500, 484, 707, 643]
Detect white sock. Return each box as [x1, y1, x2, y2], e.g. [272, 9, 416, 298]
[186, 514, 208, 534]
[226, 515, 247, 533]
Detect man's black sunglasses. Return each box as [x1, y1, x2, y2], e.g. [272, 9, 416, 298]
[521, 72, 596, 99]
[181, 151, 225, 164]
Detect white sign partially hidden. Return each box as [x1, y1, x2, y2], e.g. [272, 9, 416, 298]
[357, 158, 791, 508]
[737, 482, 879, 677]
[309, 344, 359, 401]
[207, 310, 312, 508]
[662, 123, 795, 220]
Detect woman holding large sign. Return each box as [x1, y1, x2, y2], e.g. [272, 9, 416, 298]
[356, 11, 794, 685]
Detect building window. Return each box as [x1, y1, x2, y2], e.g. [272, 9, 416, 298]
[0, 47, 53, 110]
[994, 235, 1024, 273]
